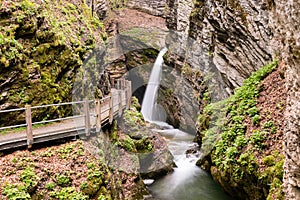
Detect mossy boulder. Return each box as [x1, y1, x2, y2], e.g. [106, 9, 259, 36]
[0, 0, 105, 125]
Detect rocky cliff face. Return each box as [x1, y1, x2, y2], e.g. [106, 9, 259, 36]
[166, 0, 194, 32]
[7, 0, 295, 198]
[165, 0, 300, 198]
[86, 0, 108, 20]
[273, 0, 300, 199]
[167, 0, 274, 92]
[0, 0, 104, 125]
[125, 0, 166, 17]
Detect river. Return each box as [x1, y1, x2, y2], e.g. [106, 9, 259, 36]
[148, 126, 233, 200]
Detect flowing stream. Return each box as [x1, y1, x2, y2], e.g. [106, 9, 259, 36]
[141, 48, 233, 200]
[148, 127, 233, 200]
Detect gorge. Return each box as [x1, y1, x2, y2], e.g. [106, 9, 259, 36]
[141, 45, 232, 199]
[0, 0, 299, 199]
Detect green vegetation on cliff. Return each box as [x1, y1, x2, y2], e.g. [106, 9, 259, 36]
[0, 97, 162, 199]
[114, 96, 154, 153]
[0, 0, 105, 124]
[0, 141, 113, 199]
[198, 60, 286, 199]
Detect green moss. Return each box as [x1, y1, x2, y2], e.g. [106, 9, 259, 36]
[20, 167, 39, 190]
[0, 140, 140, 199]
[124, 97, 145, 126]
[267, 177, 284, 200]
[124, 135, 136, 152]
[209, 60, 278, 167]
[251, 114, 260, 125]
[50, 187, 88, 200]
[83, 167, 104, 196]
[0, 0, 105, 126]
[3, 167, 39, 199]
[199, 60, 281, 198]
[55, 173, 71, 186]
[45, 182, 55, 191]
[3, 183, 31, 199]
[134, 136, 154, 152]
[21, 0, 38, 14]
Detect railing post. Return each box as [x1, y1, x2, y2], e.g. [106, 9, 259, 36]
[125, 80, 129, 109]
[109, 92, 113, 124]
[127, 80, 132, 108]
[117, 79, 120, 89]
[84, 99, 90, 137]
[122, 79, 125, 90]
[111, 77, 115, 88]
[25, 105, 33, 148]
[118, 90, 122, 116]
[95, 99, 102, 133]
[118, 79, 121, 90]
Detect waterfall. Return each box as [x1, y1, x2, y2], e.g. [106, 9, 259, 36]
[141, 47, 168, 122]
[141, 48, 233, 200]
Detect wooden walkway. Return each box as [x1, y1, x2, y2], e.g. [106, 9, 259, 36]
[0, 79, 132, 151]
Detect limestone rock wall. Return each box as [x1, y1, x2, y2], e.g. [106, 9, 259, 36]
[166, 0, 194, 32]
[190, 0, 274, 91]
[125, 0, 167, 16]
[86, 0, 108, 19]
[273, 0, 300, 198]
[165, 0, 300, 198]
[166, 0, 275, 93]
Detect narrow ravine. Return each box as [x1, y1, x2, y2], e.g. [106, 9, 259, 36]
[141, 48, 233, 199]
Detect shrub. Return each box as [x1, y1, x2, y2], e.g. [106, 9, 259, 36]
[20, 167, 39, 190]
[252, 114, 260, 125]
[56, 174, 71, 186]
[263, 155, 275, 166]
[50, 187, 88, 200]
[3, 183, 31, 199]
[45, 182, 55, 191]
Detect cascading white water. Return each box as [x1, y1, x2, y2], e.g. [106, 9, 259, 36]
[141, 47, 168, 121]
[140, 48, 233, 200]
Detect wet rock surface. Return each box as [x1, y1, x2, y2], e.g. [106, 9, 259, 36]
[165, 1, 300, 197]
[0, 0, 103, 125]
[273, 0, 300, 198]
[125, 0, 167, 17]
[166, 0, 274, 93]
[139, 131, 175, 179]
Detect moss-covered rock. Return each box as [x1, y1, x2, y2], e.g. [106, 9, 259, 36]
[197, 60, 286, 199]
[0, 139, 149, 199]
[0, 0, 105, 125]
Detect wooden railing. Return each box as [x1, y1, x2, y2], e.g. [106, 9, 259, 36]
[0, 79, 132, 150]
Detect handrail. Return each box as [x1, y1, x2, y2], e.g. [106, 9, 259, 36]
[0, 107, 26, 114]
[31, 101, 85, 109]
[0, 78, 132, 149]
[0, 124, 27, 131]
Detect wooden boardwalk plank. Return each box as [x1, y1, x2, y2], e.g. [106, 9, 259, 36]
[0, 80, 131, 151]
